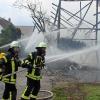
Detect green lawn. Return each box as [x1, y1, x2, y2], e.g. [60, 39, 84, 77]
[52, 83, 100, 100]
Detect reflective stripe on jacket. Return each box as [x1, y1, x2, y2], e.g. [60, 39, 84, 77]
[23, 52, 45, 80]
[2, 53, 19, 84]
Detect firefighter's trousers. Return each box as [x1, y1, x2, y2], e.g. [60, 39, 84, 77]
[21, 78, 40, 100]
[2, 83, 17, 100]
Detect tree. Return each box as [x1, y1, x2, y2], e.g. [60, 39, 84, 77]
[13, 0, 58, 45]
[14, 0, 48, 33]
[0, 24, 22, 46]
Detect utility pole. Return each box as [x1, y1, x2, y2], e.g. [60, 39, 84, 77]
[95, 0, 99, 68]
[96, 0, 99, 44]
[57, 0, 61, 44]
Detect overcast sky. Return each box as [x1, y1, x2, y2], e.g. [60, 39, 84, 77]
[0, 0, 99, 26]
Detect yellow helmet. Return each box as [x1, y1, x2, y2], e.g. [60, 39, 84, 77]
[0, 52, 5, 59]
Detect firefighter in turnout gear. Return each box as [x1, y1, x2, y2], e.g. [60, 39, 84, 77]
[0, 52, 6, 81]
[21, 42, 47, 100]
[0, 41, 21, 100]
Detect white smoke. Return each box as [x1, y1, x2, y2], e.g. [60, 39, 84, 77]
[99, 1, 100, 6]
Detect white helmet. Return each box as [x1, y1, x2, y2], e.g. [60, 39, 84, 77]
[10, 41, 20, 48]
[37, 42, 47, 48]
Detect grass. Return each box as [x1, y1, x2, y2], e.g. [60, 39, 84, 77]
[52, 83, 100, 100]
[52, 87, 67, 100]
[83, 84, 100, 100]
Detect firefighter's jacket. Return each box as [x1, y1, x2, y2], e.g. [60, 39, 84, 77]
[0, 52, 20, 84]
[0, 53, 6, 80]
[22, 52, 45, 80]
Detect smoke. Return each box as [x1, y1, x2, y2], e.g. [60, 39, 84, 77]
[25, 31, 45, 53]
[99, 1, 100, 6]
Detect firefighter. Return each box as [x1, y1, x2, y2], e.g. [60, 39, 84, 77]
[0, 52, 5, 81]
[0, 41, 21, 100]
[21, 42, 47, 100]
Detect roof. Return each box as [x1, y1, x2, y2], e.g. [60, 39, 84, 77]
[0, 17, 12, 28]
[0, 17, 33, 37]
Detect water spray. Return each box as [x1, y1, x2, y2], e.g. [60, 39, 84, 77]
[0, 37, 30, 49]
[2, 44, 100, 78]
[46, 44, 100, 64]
